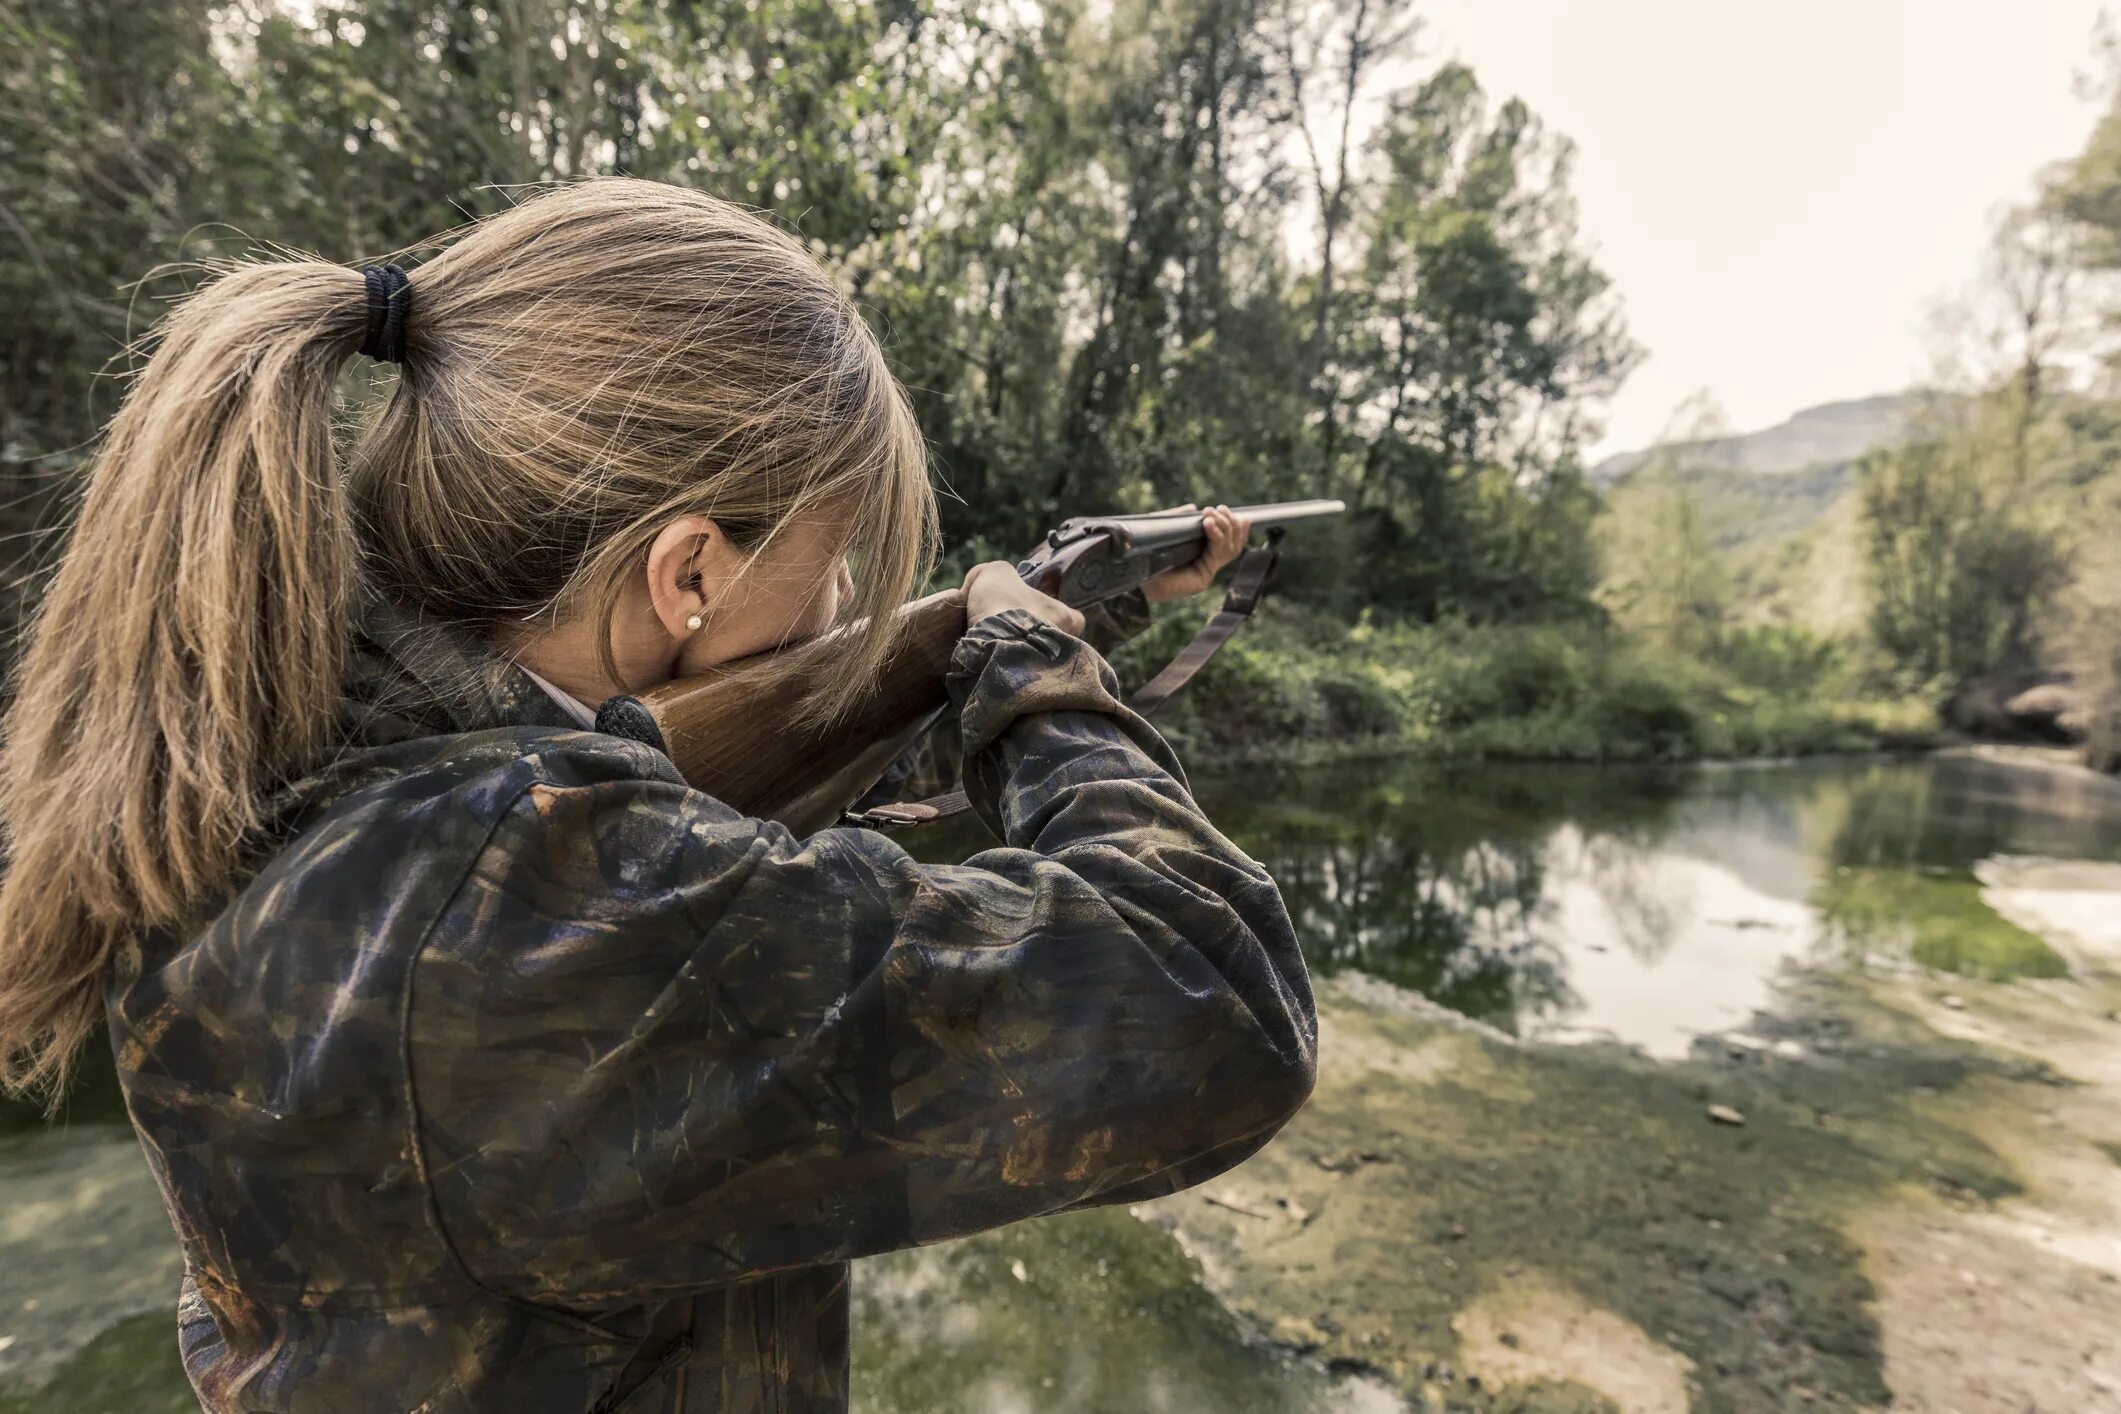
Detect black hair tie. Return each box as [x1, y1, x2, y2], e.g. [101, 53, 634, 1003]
[359, 264, 412, 364]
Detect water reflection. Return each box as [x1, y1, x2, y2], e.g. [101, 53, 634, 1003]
[905, 753, 2121, 1056]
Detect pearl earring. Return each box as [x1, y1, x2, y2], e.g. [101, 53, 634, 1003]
[685, 613, 703, 632]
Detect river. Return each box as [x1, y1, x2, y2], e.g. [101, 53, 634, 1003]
[4, 751, 2118, 1411]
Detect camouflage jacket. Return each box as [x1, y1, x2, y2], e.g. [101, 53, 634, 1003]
[106, 589, 1316, 1413]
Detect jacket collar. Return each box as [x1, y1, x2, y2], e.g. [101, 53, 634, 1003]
[339, 587, 582, 749]
[207, 589, 590, 925]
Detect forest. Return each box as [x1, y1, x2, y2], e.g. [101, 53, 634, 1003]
[3, 0, 2118, 770]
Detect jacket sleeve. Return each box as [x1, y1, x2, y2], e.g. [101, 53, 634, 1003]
[407, 608, 1315, 1304]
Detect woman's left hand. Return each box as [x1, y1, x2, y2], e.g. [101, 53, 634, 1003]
[1143, 504, 1252, 604]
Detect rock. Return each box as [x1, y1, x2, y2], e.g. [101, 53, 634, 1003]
[1271, 1315, 1332, 1350]
[2005, 682, 2091, 742]
[1942, 994, 1966, 1010]
[1009, 1259, 1028, 1283]
[1707, 1104, 1747, 1127]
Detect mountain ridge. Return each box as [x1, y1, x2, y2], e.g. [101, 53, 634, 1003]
[1592, 390, 1944, 484]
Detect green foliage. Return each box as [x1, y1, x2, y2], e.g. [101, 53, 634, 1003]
[1115, 602, 1936, 768]
[1596, 463, 1729, 654]
[1713, 623, 1845, 695]
[1857, 432, 2069, 700]
[1, 0, 1634, 657]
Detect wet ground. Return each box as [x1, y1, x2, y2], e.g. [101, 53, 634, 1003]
[4, 750, 2119, 1411]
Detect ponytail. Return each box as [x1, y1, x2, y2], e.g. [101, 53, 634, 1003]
[0, 179, 941, 1105]
[0, 260, 366, 1101]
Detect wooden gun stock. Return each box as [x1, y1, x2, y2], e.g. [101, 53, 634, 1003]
[592, 496, 1341, 833]
[595, 590, 968, 834]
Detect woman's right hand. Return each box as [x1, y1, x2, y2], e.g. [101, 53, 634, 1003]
[963, 561, 1087, 638]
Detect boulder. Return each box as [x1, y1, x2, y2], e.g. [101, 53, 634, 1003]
[2004, 683, 2091, 743]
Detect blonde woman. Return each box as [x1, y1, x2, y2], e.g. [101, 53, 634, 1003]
[0, 179, 1314, 1413]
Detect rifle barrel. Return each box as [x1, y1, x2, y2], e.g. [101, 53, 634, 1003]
[1087, 498, 1345, 554]
[1229, 498, 1346, 526]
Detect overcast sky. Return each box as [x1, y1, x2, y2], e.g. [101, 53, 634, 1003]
[1403, 1, 2111, 458]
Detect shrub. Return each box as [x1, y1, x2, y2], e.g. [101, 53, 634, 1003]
[1582, 669, 1706, 759]
[1105, 598, 1930, 766]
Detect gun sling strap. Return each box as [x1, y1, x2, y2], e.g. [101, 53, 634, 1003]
[847, 531, 1283, 829]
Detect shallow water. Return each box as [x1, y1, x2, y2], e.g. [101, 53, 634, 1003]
[909, 752, 2121, 1054]
[4, 752, 2119, 1409]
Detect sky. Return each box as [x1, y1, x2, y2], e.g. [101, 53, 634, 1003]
[1401, 0, 2113, 459]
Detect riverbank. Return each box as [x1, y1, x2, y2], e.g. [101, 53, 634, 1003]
[861, 794, 2121, 1413]
[1124, 944, 2121, 1413]
[1114, 604, 1942, 770]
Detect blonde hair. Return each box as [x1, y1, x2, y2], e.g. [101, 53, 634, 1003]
[0, 178, 936, 1099]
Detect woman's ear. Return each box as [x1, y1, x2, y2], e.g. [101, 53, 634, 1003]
[644, 515, 745, 640]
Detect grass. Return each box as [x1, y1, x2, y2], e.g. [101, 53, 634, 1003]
[1110, 602, 1940, 769]
[1815, 869, 2071, 981]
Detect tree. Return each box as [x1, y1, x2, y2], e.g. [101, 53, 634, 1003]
[1596, 395, 1731, 655]
[0, 0, 1634, 659]
[1336, 63, 1636, 621]
[1857, 426, 2067, 698]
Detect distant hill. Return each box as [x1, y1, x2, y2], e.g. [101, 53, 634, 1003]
[1592, 391, 1957, 634]
[1592, 392, 1944, 485]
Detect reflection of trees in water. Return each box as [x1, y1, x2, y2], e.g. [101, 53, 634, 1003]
[1543, 826, 1686, 966]
[1208, 762, 1693, 1033]
[1817, 755, 2121, 874]
[914, 754, 2117, 1037]
[907, 758, 1752, 1034]
[1260, 821, 1568, 1031]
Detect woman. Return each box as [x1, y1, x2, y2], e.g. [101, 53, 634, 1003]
[0, 179, 1315, 1413]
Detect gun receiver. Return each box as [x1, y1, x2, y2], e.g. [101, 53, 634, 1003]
[1020, 499, 1346, 605]
[595, 498, 1344, 831]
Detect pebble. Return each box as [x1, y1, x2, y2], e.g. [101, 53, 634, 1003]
[1942, 994, 1967, 1010]
[1271, 1315, 1332, 1350]
[1707, 1104, 1748, 1127]
[1010, 1259, 1028, 1283]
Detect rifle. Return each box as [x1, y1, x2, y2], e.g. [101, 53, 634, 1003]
[595, 499, 1345, 833]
